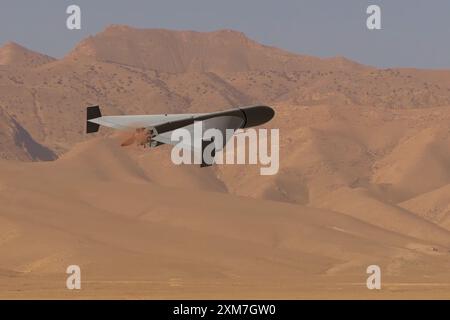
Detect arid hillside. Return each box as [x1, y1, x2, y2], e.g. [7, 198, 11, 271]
[0, 41, 55, 68]
[1, 26, 450, 159]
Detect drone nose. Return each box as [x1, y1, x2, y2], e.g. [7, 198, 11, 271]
[241, 105, 275, 128]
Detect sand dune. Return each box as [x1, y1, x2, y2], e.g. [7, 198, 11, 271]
[0, 107, 56, 161]
[400, 184, 450, 230]
[1, 137, 450, 298]
[315, 186, 450, 247]
[372, 126, 450, 201]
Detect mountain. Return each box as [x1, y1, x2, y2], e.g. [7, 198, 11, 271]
[1, 26, 450, 160]
[0, 26, 448, 161]
[67, 25, 362, 73]
[2, 26, 450, 206]
[0, 41, 55, 68]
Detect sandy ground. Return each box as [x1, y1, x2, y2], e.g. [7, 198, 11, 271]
[1, 135, 450, 299]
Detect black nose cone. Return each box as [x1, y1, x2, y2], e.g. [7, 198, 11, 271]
[241, 105, 275, 128]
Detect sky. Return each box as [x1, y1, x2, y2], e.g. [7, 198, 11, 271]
[0, 0, 449, 69]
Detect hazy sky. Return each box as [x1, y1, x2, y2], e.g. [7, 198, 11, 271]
[1, 0, 449, 69]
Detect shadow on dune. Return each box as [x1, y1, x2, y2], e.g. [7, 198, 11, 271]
[11, 118, 57, 161]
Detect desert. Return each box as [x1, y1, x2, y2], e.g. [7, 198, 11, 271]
[1, 25, 450, 299]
